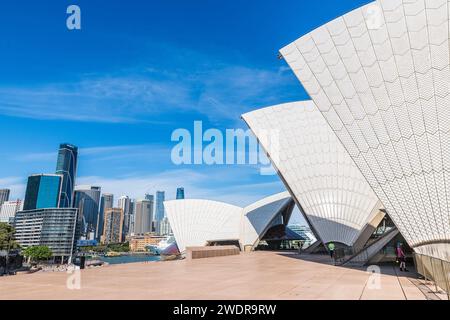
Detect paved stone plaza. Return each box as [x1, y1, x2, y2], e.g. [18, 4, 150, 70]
[0, 252, 437, 300]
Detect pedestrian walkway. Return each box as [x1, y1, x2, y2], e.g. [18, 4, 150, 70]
[0, 251, 431, 300]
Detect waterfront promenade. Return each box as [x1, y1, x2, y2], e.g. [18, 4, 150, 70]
[0, 251, 434, 300]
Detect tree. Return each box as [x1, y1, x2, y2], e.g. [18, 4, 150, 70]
[0, 222, 20, 251]
[107, 242, 130, 252]
[23, 246, 53, 263]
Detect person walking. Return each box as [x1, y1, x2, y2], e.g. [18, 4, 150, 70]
[396, 243, 408, 272]
[327, 242, 335, 259]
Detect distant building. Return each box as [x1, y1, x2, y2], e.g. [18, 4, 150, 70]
[97, 193, 113, 240]
[129, 199, 135, 236]
[164, 192, 295, 253]
[118, 196, 132, 238]
[0, 200, 23, 224]
[128, 235, 166, 252]
[0, 189, 10, 206]
[155, 191, 165, 222]
[289, 224, 317, 246]
[159, 216, 172, 236]
[55, 143, 78, 208]
[14, 208, 78, 263]
[74, 186, 101, 240]
[176, 188, 185, 200]
[133, 199, 153, 235]
[23, 174, 62, 210]
[102, 208, 123, 244]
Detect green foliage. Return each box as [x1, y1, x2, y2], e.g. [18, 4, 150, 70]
[23, 246, 53, 262]
[107, 242, 130, 253]
[0, 222, 20, 251]
[78, 245, 107, 253]
[78, 243, 129, 254]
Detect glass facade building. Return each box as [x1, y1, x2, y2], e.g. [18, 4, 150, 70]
[23, 174, 62, 211]
[56, 143, 78, 208]
[176, 187, 185, 200]
[73, 186, 101, 240]
[97, 193, 113, 240]
[155, 191, 165, 222]
[118, 195, 132, 238]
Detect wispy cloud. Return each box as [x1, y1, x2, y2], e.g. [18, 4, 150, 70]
[15, 144, 170, 162]
[0, 77, 187, 123]
[76, 167, 285, 206]
[0, 46, 303, 124]
[0, 169, 305, 224]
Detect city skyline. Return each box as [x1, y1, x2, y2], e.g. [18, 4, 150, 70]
[0, 0, 374, 225]
[2, 0, 450, 302]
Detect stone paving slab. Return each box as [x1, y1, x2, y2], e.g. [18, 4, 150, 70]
[0, 252, 428, 300]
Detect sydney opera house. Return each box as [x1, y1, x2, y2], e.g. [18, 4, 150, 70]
[165, 0, 450, 267]
[165, 192, 300, 253]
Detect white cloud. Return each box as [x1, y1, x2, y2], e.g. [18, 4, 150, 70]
[0, 169, 306, 224]
[0, 60, 301, 124]
[76, 167, 285, 206]
[15, 144, 170, 163]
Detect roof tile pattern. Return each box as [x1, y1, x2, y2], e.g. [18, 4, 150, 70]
[243, 101, 380, 246]
[280, 0, 450, 247]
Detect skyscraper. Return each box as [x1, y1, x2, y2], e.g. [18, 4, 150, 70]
[23, 174, 62, 211]
[97, 193, 113, 240]
[55, 143, 78, 208]
[102, 208, 123, 244]
[118, 195, 132, 238]
[159, 216, 172, 236]
[133, 199, 153, 235]
[0, 189, 10, 206]
[74, 186, 101, 240]
[176, 187, 185, 200]
[155, 191, 165, 221]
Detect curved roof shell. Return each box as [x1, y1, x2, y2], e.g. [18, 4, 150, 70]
[242, 101, 381, 246]
[280, 0, 450, 254]
[164, 192, 294, 253]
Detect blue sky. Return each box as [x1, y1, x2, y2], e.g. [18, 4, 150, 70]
[0, 0, 371, 224]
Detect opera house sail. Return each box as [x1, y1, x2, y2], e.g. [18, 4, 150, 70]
[280, 0, 450, 260]
[242, 101, 382, 248]
[164, 192, 296, 253]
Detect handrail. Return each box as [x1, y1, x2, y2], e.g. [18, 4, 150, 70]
[334, 227, 398, 266]
[414, 253, 450, 300]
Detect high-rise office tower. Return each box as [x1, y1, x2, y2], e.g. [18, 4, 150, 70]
[102, 208, 123, 244]
[155, 191, 165, 221]
[55, 143, 78, 208]
[176, 187, 185, 200]
[159, 216, 172, 236]
[128, 199, 135, 236]
[97, 193, 113, 240]
[23, 174, 62, 211]
[0, 189, 10, 206]
[133, 199, 153, 235]
[14, 208, 78, 263]
[118, 195, 132, 238]
[74, 186, 101, 240]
